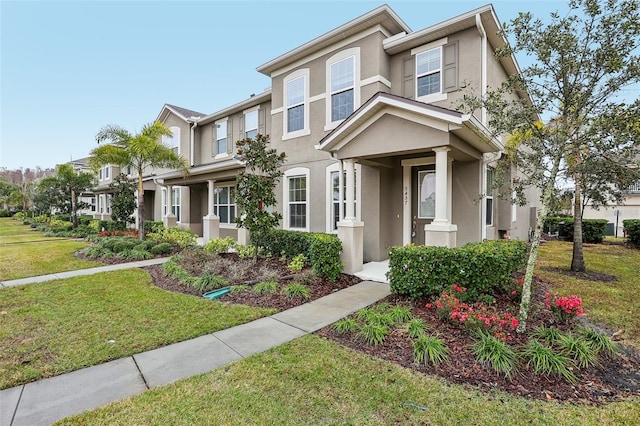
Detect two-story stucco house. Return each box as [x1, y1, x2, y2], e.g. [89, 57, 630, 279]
[128, 4, 540, 274]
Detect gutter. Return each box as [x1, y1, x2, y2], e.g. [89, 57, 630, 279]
[189, 119, 198, 166]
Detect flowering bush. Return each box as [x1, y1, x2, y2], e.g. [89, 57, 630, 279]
[427, 285, 519, 341]
[545, 293, 584, 323]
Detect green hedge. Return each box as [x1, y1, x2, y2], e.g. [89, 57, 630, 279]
[623, 219, 640, 245]
[254, 229, 343, 281]
[543, 215, 572, 233]
[387, 239, 527, 301]
[560, 219, 608, 243]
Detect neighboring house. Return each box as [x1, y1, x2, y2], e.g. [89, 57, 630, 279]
[67, 157, 97, 217]
[583, 180, 640, 237]
[101, 4, 540, 273]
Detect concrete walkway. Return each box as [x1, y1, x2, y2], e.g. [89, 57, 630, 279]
[0, 258, 170, 288]
[0, 280, 390, 426]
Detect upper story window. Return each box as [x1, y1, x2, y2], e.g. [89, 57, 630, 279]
[416, 48, 441, 97]
[287, 76, 305, 132]
[215, 120, 227, 156]
[163, 126, 181, 154]
[325, 48, 360, 130]
[330, 56, 355, 122]
[244, 109, 258, 139]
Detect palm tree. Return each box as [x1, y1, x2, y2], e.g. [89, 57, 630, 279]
[90, 122, 189, 239]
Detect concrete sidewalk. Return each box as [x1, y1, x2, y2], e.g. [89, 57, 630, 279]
[0, 258, 170, 288]
[0, 280, 390, 426]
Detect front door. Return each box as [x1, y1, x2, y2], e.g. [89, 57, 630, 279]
[411, 165, 435, 246]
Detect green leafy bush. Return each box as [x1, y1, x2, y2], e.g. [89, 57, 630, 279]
[287, 254, 307, 273]
[12, 212, 26, 221]
[0, 209, 10, 217]
[144, 220, 164, 233]
[255, 230, 343, 281]
[543, 215, 572, 233]
[148, 226, 196, 248]
[151, 243, 172, 255]
[560, 218, 608, 243]
[204, 237, 236, 254]
[98, 220, 124, 232]
[623, 219, 640, 245]
[387, 240, 526, 300]
[234, 244, 262, 259]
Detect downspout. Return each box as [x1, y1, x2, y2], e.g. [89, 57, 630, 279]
[476, 14, 487, 126]
[189, 120, 198, 167]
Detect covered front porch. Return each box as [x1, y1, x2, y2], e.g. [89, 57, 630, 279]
[316, 92, 503, 274]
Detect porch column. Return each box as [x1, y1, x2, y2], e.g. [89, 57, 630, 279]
[163, 185, 177, 228]
[203, 180, 220, 243]
[337, 159, 364, 274]
[424, 147, 457, 247]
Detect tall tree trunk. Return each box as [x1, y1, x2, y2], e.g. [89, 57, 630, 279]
[571, 172, 585, 272]
[71, 189, 78, 229]
[517, 153, 562, 333]
[137, 173, 145, 240]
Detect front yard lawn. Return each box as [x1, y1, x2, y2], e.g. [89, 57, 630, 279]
[0, 269, 275, 389]
[57, 335, 640, 426]
[0, 218, 101, 280]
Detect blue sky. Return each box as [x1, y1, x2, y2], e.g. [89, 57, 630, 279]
[0, 0, 614, 170]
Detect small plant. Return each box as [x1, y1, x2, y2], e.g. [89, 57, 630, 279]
[332, 318, 360, 335]
[148, 226, 196, 249]
[83, 246, 111, 259]
[373, 302, 391, 313]
[283, 283, 311, 300]
[406, 318, 429, 339]
[235, 244, 263, 259]
[288, 254, 307, 273]
[256, 266, 280, 283]
[293, 269, 319, 286]
[413, 335, 450, 367]
[124, 249, 153, 260]
[204, 237, 236, 255]
[576, 326, 619, 357]
[226, 262, 251, 283]
[150, 242, 172, 255]
[229, 285, 249, 293]
[195, 274, 228, 292]
[545, 293, 584, 323]
[531, 325, 564, 346]
[522, 339, 577, 383]
[388, 305, 413, 324]
[254, 281, 278, 295]
[357, 323, 388, 346]
[558, 333, 600, 369]
[471, 331, 519, 379]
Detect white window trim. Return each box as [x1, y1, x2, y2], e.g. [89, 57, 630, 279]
[325, 162, 362, 233]
[161, 188, 167, 216]
[283, 68, 310, 140]
[412, 38, 448, 103]
[511, 189, 517, 223]
[214, 118, 229, 158]
[214, 184, 237, 228]
[243, 106, 259, 139]
[172, 187, 181, 223]
[283, 167, 310, 231]
[485, 167, 494, 227]
[325, 47, 360, 131]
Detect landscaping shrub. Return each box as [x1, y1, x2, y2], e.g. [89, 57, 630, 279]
[148, 226, 196, 248]
[0, 209, 10, 217]
[144, 220, 164, 234]
[543, 215, 572, 233]
[255, 229, 342, 281]
[623, 219, 640, 245]
[12, 212, 25, 221]
[151, 243, 172, 255]
[559, 218, 608, 243]
[98, 220, 124, 232]
[387, 240, 526, 300]
[204, 237, 236, 254]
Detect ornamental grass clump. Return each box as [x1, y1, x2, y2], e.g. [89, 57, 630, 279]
[357, 323, 389, 346]
[283, 283, 310, 300]
[531, 325, 564, 346]
[576, 326, 619, 358]
[558, 333, 600, 369]
[413, 335, 450, 367]
[253, 281, 278, 295]
[471, 331, 519, 380]
[522, 339, 577, 383]
[332, 318, 360, 335]
[406, 318, 430, 339]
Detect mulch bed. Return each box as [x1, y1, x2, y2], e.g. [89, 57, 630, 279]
[98, 249, 640, 406]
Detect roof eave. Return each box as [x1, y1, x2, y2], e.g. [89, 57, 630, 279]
[198, 90, 272, 125]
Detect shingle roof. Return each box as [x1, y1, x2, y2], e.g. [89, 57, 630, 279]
[165, 104, 206, 120]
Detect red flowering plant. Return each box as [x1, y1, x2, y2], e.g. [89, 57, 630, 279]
[545, 293, 584, 323]
[427, 285, 519, 342]
[508, 276, 525, 300]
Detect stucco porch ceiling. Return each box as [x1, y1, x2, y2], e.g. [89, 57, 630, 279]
[316, 92, 503, 161]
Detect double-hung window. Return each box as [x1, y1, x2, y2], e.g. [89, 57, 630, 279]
[486, 168, 494, 226]
[416, 47, 441, 97]
[244, 110, 258, 139]
[287, 76, 305, 133]
[330, 56, 355, 122]
[215, 120, 227, 156]
[214, 186, 236, 225]
[284, 168, 309, 231]
[330, 170, 358, 230]
[172, 187, 181, 222]
[104, 166, 110, 180]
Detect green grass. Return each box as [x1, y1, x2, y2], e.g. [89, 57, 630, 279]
[535, 240, 640, 347]
[57, 335, 640, 426]
[0, 269, 274, 389]
[0, 218, 101, 280]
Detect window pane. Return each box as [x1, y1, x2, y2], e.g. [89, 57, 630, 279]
[289, 204, 306, 228]
[287, 104, 304, 132]
[219, 187, 228, 204]
[331, 57, 354, 92]
[486, 168, 495, 193]
[287, 77, 305, 106]
[331, 89, 354, 121]
[486, 198, 494, 226]
[245, 110, 258, 137]
[289, 176, 306, 202]
[418, 171, 436, 218]
[417, 49, 440, 74]
[217, 121, 227, 139]
[245, 129, 258, 139]
[417, 73, 441, 96]
[219, 206, 229, 223]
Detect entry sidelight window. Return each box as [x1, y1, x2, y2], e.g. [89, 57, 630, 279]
[418, 170, 436, 218]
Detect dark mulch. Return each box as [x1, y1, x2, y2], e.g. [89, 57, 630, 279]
[134, 250, 640, 406]
[541, 266, 618, 283]
[316, 276, 640, 405]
